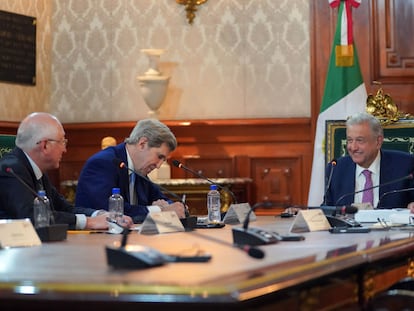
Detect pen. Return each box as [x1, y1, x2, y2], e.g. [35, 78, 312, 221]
[182, 194, 190, 217]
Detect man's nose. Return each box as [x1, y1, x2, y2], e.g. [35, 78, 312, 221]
[348, 142, 357, 150]
[156, 159, 164, 168]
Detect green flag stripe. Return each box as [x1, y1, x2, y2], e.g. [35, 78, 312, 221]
[320, 3, 364, 113]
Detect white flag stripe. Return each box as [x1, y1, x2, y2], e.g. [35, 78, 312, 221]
[308, 84, 366, 206]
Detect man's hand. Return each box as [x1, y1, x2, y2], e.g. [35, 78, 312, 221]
[162, 201, 186, 218]
[86, 214, 109, 230]
[151, 199, 170, 208]
[85, 214, 134, 230]
[408, 202, 414, 214]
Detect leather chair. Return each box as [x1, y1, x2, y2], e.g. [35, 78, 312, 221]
[369, 289, 414, 311]
[388, 276, 414, 291]
[325, 119, 414, 166]
[0, 134, 16, 158]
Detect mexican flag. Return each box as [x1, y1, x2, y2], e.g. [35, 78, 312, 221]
[307, 0, 367, 206]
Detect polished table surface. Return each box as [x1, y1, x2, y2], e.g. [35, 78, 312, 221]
[1, 216, 414, 310]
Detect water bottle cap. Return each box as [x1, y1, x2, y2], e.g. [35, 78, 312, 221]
[37, 190, 46, 196]
[210, 184, 218, 190]
[112, 187, 120, 194]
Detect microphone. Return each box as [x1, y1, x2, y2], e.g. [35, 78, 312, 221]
[232, 201, 281, 246]
[192, 225, 265, 259]
[106, 226, 213, 269]
[171, 159, 238, 204]
[112, 158, 196, 228]
[5, 167, 49, 204]
[307, 204, 361, 228]
[377, 187, 414, 208]
[106, 222, 262, 270]
[5, 167, 67, 242]
[113, 159, 265, 259]
[308, 205, 358, 216]
[113, 158, 184, 204]
[322, 159, 336, 205]
[235, 244, 265, 259]
[335, 172, 414, 206]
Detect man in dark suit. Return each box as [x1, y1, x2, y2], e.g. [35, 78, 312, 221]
[75, 119, 186, 223]
[0, 112, 133, 230]
[324, 112, 414, 209]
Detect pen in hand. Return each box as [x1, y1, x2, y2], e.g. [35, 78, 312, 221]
[182, 194, 190, 217]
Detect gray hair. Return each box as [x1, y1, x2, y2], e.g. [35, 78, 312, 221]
[346, 112, 384, 138]
[15, 112, 61, 151]
[125, 119, 177, 151]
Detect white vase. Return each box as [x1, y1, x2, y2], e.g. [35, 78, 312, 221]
[137, 49, 170, 117]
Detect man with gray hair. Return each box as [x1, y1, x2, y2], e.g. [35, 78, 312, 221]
[0, 112, 133, 230]
[75, 118, 186, 223]
[324, 112, 414, 209]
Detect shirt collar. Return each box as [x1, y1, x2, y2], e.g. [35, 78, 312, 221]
[125, 147, 135, 175]
[356, 151, 381, 177]
[23, 151, 43, 180]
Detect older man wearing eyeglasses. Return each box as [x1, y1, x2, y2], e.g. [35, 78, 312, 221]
[0, 112, 133, 230]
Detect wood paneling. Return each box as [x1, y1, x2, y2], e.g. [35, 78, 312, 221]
[311, 0, 414, 137]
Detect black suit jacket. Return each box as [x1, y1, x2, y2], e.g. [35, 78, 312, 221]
[0, 148, 95, 229]
[324, 149, 414, 208]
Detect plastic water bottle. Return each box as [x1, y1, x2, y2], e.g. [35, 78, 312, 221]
[207, 184, 221, 223]
[108, 187, 124, 223]
[33, 190, 50, 228]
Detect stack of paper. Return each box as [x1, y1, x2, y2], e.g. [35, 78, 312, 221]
[354, 209, 412, 224]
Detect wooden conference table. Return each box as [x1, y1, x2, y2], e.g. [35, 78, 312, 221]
[1, 216, 414, 310]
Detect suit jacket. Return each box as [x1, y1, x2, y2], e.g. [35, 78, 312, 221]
[75, 143, 169, 223]
[324, 149, 414, 208]
[0, 148, 96, 229]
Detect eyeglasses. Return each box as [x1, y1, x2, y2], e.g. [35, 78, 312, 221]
[36, 138, 68, 147]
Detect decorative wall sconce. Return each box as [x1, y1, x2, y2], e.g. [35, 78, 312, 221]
[176, 0, 208, 25]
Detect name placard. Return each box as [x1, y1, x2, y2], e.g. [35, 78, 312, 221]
[0, 218, 41, 248]
[223, 203, 256, 224]
[290, 209, 331, 233]
[140, 211, 185, 235]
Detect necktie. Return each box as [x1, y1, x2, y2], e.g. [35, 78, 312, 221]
[37, 177, 44, 191]
[129, 172, 137, 205]
[362, 169, 374, 206]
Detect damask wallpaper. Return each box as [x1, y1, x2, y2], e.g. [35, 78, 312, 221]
[0, 0, 310, 123]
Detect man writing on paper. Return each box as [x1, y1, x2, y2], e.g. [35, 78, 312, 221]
[75, 118, 186, 223]
[324, 112, 414, 209]
[0, 112, 133, 230]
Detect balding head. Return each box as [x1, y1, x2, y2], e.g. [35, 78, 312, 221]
[16, 112, 64, 152]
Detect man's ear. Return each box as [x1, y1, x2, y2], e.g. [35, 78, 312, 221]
[377, 135, 384, 148]
[37, 140, 47, 151]
[137, 136, 148, 148]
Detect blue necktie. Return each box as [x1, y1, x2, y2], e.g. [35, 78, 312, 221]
[129, 173, 137, 205]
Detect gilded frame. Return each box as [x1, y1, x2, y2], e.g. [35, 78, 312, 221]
[325, 119, 414, 165]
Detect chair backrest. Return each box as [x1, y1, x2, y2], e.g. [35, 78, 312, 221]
[0, 134, 16, 158]
[325, 119, 414, 165]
